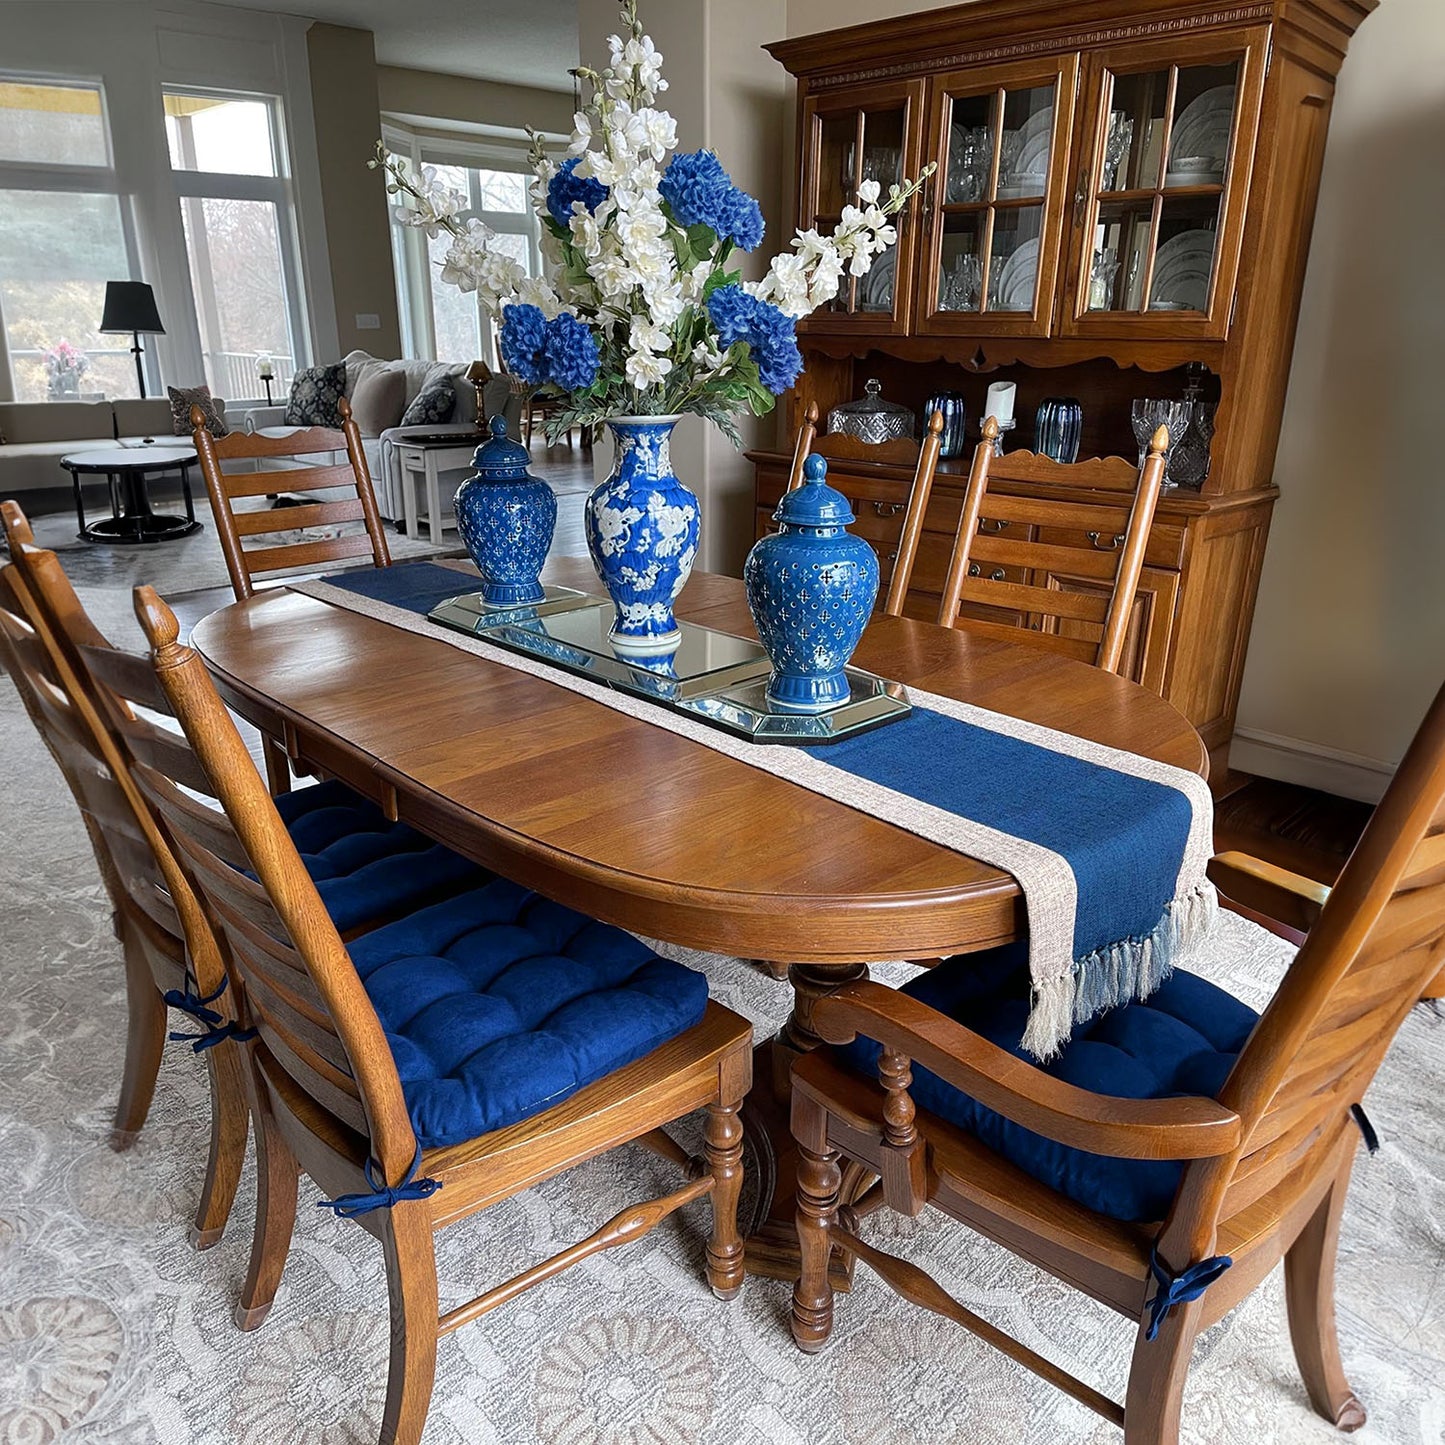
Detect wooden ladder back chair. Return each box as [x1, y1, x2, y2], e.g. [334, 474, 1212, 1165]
[786, 400, 820, 491]
[190, 395, 391, 603]
[0, 524, 246, 1247]
[881, 407, 946, 617]
[927, 420, 1169, 674]
[123, 583, 752, 1445]
[787, 677, 1445, 1443]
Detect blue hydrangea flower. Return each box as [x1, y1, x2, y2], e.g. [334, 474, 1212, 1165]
[546, 157, 608, 228]
[660, 150, 766, 252]
[499, 303, 548, 385]
[706, 285, 802, 395]
[542, 313, 601, 393]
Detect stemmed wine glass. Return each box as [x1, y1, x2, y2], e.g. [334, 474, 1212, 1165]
[1131, 398, 1193, 475]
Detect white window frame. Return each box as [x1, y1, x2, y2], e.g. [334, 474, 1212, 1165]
[0, 71, 151, 397]
[382, 123, 542, 364]
[163, 85, 310, 404]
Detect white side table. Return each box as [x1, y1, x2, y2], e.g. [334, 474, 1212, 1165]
[396, 439, 481, 545]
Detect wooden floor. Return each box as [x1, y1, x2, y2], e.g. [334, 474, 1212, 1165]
[1215, 774, 1374, 886]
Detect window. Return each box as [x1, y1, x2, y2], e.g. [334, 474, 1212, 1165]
[164, 90, 306, 402]
[385, 136, 541, 364]
[0, 77, 146, 402]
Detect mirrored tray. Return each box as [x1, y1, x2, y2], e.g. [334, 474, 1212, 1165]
[427, 590, 912, 745]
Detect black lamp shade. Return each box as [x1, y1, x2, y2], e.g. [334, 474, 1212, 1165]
[99, 281, 165, 336]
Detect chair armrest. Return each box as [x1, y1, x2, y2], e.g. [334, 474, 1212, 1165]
[811, 982, 1241, 1161]
[1207, 851, 1330, 940]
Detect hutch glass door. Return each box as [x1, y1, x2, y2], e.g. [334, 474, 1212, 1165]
[798, 79, 924, 335]
[917, 57, 1076, 337]
[1063, 29, 1267, 339]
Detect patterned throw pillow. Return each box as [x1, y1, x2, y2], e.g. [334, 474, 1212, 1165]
[168, 384, 229, 438]
[283, 362, 347, 427]
[400, 377, 456, 427]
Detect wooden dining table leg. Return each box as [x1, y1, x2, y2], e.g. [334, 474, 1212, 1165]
[742, 959, 871, 1288]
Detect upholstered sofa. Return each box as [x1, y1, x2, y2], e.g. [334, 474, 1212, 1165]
[240, 351, 524, 522]
[0, 398, 181, 494]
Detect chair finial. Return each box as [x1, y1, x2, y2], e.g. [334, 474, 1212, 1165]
[133, 584, 181, 655]
[803, 453, 827, 485]
[982, 415, 1000, 441]
[1150, 423, 1170, 455]
[927, 408, 945, 436]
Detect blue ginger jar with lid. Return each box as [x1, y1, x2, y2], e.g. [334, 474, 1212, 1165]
[453, 414, 556, 607]
[743, 453, 879, 712]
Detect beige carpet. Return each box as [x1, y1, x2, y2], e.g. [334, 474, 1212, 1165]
[1, 526, 1442, 1444]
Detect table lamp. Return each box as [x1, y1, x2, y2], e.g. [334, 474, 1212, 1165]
[465, 359, 492, 432]
[99, 281, 165, 399]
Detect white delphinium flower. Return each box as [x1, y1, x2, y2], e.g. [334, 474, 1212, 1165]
[691, 338, 724, 371]
[513, 274, 569, 319]
[750, 250, 812, 318]
[624, 35, 666, 96]
[629, 315, 671, 355]
[569, 210, 604, 259]
[625, 345, 673, 389]
[568, 113, 593, 156]
[614, 195, 668, 257]
[592, 246, 637, 301]
[641, 276, 686, 325]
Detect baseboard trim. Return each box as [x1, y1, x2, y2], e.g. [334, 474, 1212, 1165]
[1230, 728, 1395, 805]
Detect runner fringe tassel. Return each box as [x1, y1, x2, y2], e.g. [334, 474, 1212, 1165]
[1022, 883, 1219, 1062]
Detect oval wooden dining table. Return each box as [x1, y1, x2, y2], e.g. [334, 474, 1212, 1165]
[191, 555, 1207, 1283]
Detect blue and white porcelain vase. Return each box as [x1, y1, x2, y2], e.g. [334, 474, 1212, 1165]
[743, 453, 879, 712]
[453, 415, 556, 607]
[584, 416, 700, 654]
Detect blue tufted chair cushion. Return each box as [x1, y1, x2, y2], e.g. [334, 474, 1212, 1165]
[346, 879, 711, 1149]
[273, 779, 485, 933]
[841, 941, 1259, 1222]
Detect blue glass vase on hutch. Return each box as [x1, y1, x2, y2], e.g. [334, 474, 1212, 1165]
[743, 453, 879, 713]
[585, 415, 700, 656]
[453, 415, 556, 607]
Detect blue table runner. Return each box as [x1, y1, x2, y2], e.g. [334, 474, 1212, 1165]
[299, 562, 1215, 1058]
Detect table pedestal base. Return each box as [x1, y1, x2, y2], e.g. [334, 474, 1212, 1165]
[741, 960, 875, 1289]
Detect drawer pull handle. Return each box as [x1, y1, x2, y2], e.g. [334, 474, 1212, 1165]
[968, 563, 1006, 581]
[1087, 531, 1125, 551]
[980, 518, 1009, 533]
[872, 500, 904, 517]
[884, 548, 900, 565]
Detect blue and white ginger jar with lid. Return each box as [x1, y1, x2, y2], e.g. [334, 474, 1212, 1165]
[743, 453, 879, 712]
[453, 414, 557, 607]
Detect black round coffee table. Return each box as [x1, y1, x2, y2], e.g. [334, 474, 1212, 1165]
[61, 446, 203, 544]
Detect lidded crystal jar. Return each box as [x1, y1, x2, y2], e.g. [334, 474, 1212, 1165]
[827, 378, 915, 444]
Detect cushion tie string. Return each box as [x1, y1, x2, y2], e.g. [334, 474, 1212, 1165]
[1144, 1246, 1232, 1341]
[317, 1144, 442, 1219]
[1350, 1103, 1380, 1154]
[163, 978, 257, 1053]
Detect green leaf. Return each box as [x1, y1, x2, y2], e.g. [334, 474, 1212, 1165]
[687, 222, 718, 262]
[701, 267, 742, 303]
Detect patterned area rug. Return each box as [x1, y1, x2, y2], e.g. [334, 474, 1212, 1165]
[1, 539, 1442, 1444]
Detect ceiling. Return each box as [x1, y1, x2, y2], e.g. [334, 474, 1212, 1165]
[201, 0, 579, 91]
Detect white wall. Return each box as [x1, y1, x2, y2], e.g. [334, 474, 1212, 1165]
[1, 0, 339, 398]
[1230, 0, 1445, 800]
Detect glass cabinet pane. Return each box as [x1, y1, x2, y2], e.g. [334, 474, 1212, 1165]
[997, 87, 1054, 201]
[1148, 196, 1222, 311]
[1166, 63, 1238, 188]
[817, 114, 855, 220]
[944, 92, 993, 203]
[938, 214, 984, 312]
[987, 206, 1043, 312]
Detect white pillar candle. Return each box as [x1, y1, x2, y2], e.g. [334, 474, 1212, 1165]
[985, 380, 1016, 426]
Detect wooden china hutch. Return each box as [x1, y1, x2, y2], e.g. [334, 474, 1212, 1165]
[750, 0, 1376, 778]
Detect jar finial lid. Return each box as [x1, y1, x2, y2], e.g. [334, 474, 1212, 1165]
[471, 414, 530, 476]
[774, 452, 856, 528]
